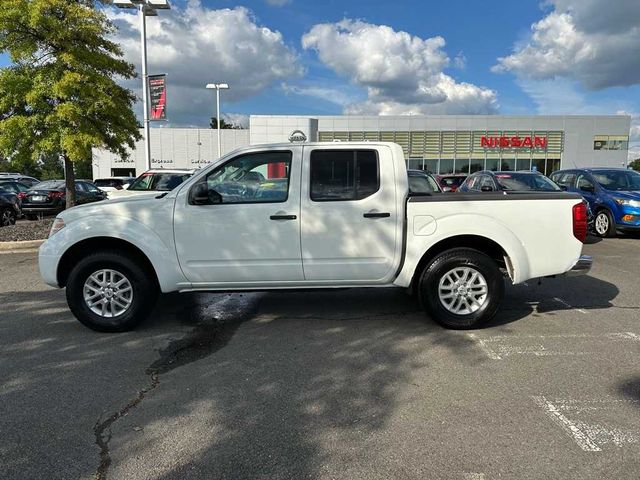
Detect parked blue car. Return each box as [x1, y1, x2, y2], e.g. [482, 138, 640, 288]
[550, 168, 640, 237]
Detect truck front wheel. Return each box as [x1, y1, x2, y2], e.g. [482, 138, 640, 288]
[418, 248, 504, 329]
[65, 250, 159, 332]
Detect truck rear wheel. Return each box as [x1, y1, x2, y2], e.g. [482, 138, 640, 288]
[65, 250, 158, 332]
[418, 248, 504, 329]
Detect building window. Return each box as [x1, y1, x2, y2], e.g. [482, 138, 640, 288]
[423, 159, 438, 173]
[500, 159, 515, 171]
[408, 158, 423, 170]
[439, 159, 454, 174]
[485, 158, 500, 172]
[454, 158, 470, 174]
[594, 135, 629, 150]
[516, 158, 531, 171]
[470, 158, 484, 173]
[310, 149, 379, 202]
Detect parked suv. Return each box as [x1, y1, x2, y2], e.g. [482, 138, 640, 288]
[550, 168, 640, 237]
[107, 169, 195, 199]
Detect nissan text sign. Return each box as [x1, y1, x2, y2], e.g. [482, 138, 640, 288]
[481, 136, 547, 149]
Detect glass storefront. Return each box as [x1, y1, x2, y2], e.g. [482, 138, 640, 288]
[319, 130, 565, 176]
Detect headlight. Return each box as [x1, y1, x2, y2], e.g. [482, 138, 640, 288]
[49, 217, 66, 237]
[614, 198, 640, 208]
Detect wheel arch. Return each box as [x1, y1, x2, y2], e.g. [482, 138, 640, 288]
[57, 237, 159, 289]
[408, 235, 510, 291]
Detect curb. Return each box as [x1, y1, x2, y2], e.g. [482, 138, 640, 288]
[0, 239, 45, 254]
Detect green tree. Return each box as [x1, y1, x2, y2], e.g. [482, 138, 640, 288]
[629, 159, 640, 171]
[0, 0, 141, 207]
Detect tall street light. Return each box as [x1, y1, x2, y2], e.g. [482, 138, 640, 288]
[206, 83, 230, 158]
[113, 0, 171, 171]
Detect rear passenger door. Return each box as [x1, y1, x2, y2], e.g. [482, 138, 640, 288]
[300, 146, 401, 283]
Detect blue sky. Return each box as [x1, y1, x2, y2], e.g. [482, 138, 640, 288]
[1, 0, 639, 154]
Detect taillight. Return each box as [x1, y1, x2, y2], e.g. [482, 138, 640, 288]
[572, 201, 588, 243]
[49, 191, 65, 198]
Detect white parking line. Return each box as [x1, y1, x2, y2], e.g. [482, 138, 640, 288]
[553, 297, 588, 314]
[532, 396, 602, 452]
[468, 332, 640, 360]
[533, 396, 640, 452]
[462, 474, 487, 480]
[467, 333, 501, 360]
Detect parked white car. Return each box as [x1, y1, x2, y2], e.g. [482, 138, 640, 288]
[39, 142, 591, 332]
[93, 177, 136, 197]
[107, 169, 195, 199]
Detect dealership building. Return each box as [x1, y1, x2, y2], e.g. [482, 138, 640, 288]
[92, 114, 631, 179]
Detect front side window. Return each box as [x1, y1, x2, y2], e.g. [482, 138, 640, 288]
[204, 151, 292, 203]
[310, 150, 379, 201]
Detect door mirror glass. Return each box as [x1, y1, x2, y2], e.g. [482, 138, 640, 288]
[189, 182, 221, 205]
[580, 184, 594, 193]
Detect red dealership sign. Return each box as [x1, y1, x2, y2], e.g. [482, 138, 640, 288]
[149, 74, 167, 121]
[481, 136, 547, 149]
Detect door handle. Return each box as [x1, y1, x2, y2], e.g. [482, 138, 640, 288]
[363, 212, 390, 218]
[270, 214, 297, 220]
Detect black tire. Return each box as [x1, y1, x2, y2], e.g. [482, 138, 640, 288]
[593, 209, 616, 238]
[65, 250, 159, 332]
[418, 248, 504, 329]
[1, 207, 17, 227]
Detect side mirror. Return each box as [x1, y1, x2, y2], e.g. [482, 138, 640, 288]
[580, 184, 594, 193]
[189, 182, 222, 205]
[559, 184, 568, 191]
[442, 186, 453, 193]
[480, 185, 494, 192]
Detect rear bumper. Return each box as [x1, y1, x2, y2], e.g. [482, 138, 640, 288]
[566, 255, 593, 277]
[22, 206, 63, 215]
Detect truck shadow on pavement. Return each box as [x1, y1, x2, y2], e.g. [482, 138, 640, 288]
[0, 272, 621, 480]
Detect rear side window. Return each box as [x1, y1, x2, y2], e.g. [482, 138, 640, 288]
[310, 150, 379, 201]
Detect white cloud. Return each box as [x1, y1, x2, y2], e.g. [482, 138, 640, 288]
[281, 83, 363, 107]
[301, 19, 498, 115]
[493, 1, 640, 89]
[221, 113, 249, 128]
[106, 2, 301, 126]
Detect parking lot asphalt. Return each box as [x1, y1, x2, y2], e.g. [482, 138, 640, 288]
[1, 236, 640, 480]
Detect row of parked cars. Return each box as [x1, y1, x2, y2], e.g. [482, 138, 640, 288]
[409, 167, 640, 237]
[3, 166, 640, 238]
[0, 169, 195, 226]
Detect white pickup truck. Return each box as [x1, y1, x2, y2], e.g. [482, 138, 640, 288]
[39, 142, 592, 332]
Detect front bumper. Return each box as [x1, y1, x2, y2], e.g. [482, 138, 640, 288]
[566, 255, 593, 277]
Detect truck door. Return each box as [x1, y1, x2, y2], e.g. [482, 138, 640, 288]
[173, 147, 304, 285]
[300, 145, 400, 283]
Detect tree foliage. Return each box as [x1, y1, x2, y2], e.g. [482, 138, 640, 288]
[210, 117, 243, 130]
[629, 159, 640, 172]
[0, 0, 141, 205]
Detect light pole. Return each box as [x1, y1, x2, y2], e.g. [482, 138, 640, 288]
[114, 0, 171, 171]
[206, 83, 230, 158]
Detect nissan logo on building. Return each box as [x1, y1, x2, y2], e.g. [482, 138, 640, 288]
[288, 130, 307, 143]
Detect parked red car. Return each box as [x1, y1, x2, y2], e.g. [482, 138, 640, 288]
[434, 174, 468, 192]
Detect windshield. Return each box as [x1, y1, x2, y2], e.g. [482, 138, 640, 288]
[128, 172, 192, 191]
[439, 176, 466, 187]
[94, 179, 122, 188]
[591, 170, 640, 191]
[495, 173, 561, 191]
[409, 174, 440, 194]
[32, 180, 65, 190]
